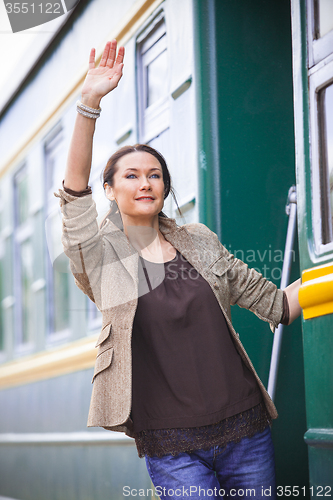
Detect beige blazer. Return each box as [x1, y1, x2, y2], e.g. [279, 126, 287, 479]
[55, 188, 284, 438]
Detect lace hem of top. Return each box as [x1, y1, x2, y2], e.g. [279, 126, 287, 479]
[134, 401, 272, 458]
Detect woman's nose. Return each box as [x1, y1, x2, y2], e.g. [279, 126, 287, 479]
[139, 177, 152, 189]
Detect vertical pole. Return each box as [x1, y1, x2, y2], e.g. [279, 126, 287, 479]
[267, 186, 297, 401]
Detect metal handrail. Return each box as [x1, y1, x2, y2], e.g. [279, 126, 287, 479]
[267, 186, 297, 402]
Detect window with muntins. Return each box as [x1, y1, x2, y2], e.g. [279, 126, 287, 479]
[308, 0, 333, 66]
[44, 125, 70, 338]
[314, 0, 333, 39]
[0, 211, 4, 352]
[13, 165, 34, 347]
[318, 82, 333, 244]
[308, 0, 333, 255]
[137, 13, 170, 145]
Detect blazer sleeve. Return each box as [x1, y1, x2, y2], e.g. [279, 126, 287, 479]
[54, 187, 104, 306]
[199, 223, 284, 331]
[226, 252, 284, 331]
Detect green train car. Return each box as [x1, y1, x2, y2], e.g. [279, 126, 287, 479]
[0, 0, 331, 498]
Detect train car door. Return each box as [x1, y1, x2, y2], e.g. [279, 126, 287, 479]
[291, 0, 333, 490]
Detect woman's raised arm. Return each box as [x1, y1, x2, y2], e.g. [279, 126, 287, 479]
[64, 40, 125, 192]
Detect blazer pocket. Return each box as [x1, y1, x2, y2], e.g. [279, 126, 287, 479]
[95, 322, 112, 347]
[91, 346, 114, 383]
[209, 256, 233, 276]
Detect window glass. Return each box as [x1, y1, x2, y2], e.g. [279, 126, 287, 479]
[0, 254, 3, 351]
[13, 165, 34, 346]
[20, 238, 33, 343]
[87, 297, 102, 330]
[45, 129, 65, 197]
[15, 168, 29, 226]
[146, 47, 168, 107]
[53, 257, 70, 332]
[44, 127, 70, 335]
[317, 0, 333, 37]
[137, 16, 169, 143]
[319, 82, 333, 243]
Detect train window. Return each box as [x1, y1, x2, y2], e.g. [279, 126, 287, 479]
[0, 276, 3, 351]
[318, 82, 333, 244]
[18, 238, 34, 343]
[14, 167, 29, 226]
[146, 40, 168, 107]
[45, 124, 64, 200]
[0, 234, 13, 356]
[44, 127, 70, 339]
[13, 165, 34, 347]
[137, 13, 170, 143]
[309, 54, 333, 253]
[0, 216, 3, 351]
[87, 295, 101, 330]
[308, 0, 333, 66]
[314, 0, 333, 38]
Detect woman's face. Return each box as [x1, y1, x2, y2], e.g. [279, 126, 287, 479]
[104, 151, 165, 220]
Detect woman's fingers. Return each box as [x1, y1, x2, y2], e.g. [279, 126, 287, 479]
[100, 41, 111, 67]
[106, 39, 117, 68]
[88, 48, 95, 70]
[115, 45, 125, 65]
[99, 40, 124, 69]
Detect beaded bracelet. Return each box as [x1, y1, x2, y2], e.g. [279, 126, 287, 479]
[76, 100, 101, 119]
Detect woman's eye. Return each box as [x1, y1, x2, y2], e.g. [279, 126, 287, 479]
[126, 174, 160, 179]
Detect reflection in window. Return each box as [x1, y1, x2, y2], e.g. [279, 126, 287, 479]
[0, 211, 3, 350]
[87, 296, 102, 330]
[52, 254, 70, 332]
[44, 127, 70, 335]
[15, 168, 29, 226]
[319, 83, 333, 243]
[14, 165, 34, 346]
[146, 46, 168, 107]
[20, 239, 34, 343]
[137, 16, 169, 142]
[45, 126, 64, 196]
[315, 0, 333, 38]
[0, 253, 3, 351]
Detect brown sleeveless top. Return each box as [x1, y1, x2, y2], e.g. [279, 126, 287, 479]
[131, 250, 277, 457]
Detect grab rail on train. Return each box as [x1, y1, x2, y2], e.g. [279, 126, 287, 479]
[267, 185, 297, 402]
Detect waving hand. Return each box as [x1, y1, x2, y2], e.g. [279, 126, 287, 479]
[81, 40, 125, 101]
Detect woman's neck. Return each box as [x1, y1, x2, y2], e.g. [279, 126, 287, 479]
[122, 213, 163, 254]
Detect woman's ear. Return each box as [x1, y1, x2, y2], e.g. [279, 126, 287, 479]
[104, 183, 115, 201]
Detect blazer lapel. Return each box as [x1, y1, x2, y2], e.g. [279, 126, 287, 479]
[100, 218, 139, 285]
[159, 218, 208, 279]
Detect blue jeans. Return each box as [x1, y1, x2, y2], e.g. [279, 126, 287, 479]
[145, 427, 276, 500]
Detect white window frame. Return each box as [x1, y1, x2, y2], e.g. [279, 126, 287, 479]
[309, 56, 333, 256]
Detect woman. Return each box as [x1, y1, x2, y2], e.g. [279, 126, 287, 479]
[56, 40, 302, 499]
